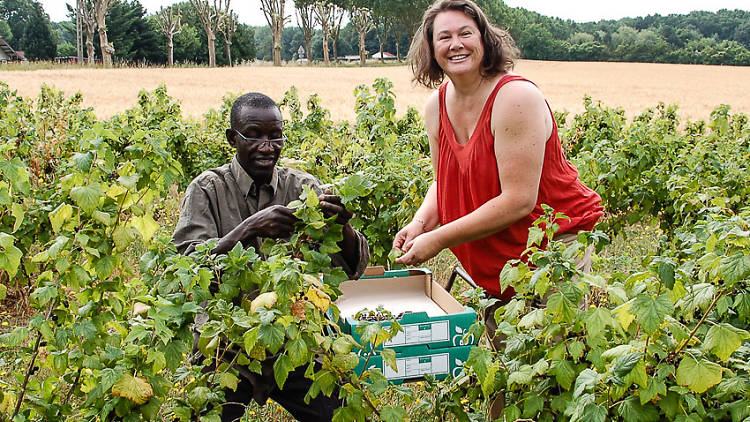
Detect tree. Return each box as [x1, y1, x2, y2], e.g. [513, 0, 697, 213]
[349, 6, 372, 67]
[314, 1, 335, 65]
[156, 6, 182, 66]
[190, 0, 230, 67]
[328, 3, 344, 63]
[260, 0, 287, 66]
[79, 0, 97, 64]
[21, 0, 55, 60]
[0, 19, 12, 43]
[294, 0, 315, 64]
[219, 10, 236, 66]
[94, 0, 116, 66]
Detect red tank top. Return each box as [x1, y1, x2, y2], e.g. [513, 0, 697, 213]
[437, 74, 604, 300]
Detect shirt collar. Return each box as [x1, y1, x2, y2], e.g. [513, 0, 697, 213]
[230, 156, 279, 198]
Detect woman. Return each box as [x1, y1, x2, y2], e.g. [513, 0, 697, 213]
[393, 0, 603, 303]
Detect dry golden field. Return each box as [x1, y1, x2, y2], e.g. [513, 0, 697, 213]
[1, 60, 749, 122]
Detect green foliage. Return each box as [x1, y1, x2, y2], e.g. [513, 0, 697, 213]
[1, 78, 749, 421]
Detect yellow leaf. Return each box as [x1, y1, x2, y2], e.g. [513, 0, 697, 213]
[305, 287, 331, 312]
[131, 214, 159, 242]
[613, 301, 635, 330]
[250, 292, 278, 313]
[111, 373, 153, 405]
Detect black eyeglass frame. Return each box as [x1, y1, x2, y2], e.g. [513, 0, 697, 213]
[232, 129, 286, 149]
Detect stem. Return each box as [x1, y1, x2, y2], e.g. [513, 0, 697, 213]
[673, 288, 725, 358]
[13, 297, 56, 418]
[643, 335, 650, 361]
[63, 367, 83, 405]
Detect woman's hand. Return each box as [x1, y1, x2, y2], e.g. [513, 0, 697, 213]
[392, 219, 426, 252]
[395, 231, 443, 265]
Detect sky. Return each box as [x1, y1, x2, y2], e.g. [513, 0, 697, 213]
[39, 0, 750, 26]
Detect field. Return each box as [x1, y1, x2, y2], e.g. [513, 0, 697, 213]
[3, 60, 750, 121]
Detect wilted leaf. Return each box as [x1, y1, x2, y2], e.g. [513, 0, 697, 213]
[111, 373, 154, 405]
[676, 356, 722, 393]
[703, 323, 750, 361]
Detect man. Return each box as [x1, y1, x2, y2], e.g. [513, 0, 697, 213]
[172, 92, 369, 421]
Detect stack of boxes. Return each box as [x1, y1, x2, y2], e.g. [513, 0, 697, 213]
[335, 267, 478, 384]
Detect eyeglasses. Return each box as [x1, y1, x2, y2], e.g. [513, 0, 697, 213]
[233, 129, 286, 149]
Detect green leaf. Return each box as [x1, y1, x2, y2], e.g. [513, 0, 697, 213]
[0, 158, 31, 195]
[273, 355, 294, 389]
[703, 323, 750, 361]
[0, 232, 22, 278]
[287, 337, 308, 365]
[219, 372, 239, 391]
[380, 349, 397, 372]
[467, 346, 492, 383]
[573, 369, 600, 398]
[675, 356, 723, 393]
[630, 294, 673, 335]
[10, 203, 23, 232]
[581, 403, 607, 422]
[380, 406, 407, 422]
[639, 378, 666, 405]
[527, 226, 544, 248]
[612, 352, 642, 379]
[584, 307, 613, 338]
[549, 359, 576, 390]
[259, 323, 285, 354]
[31, 285, 57, 306]
[547, 292, 576, 323]
[70, 183, 104, 213]
[331, 353, 359, 371]
[657, 261, 675, 290]
[617, 396, 659, 422]
[720, 252, 750, 286]
[111, 373, 154, 405]
[0, 284, 6, 301]
[49, 203, 73, 234]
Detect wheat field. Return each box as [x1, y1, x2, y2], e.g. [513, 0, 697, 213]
[2, 60, 749, 122]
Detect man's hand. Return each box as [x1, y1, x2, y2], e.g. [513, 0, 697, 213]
[319, 189, 353, 226]
[243, 204, 298, 240]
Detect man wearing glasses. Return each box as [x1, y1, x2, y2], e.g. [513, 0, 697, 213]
[172, 92, 369, 421]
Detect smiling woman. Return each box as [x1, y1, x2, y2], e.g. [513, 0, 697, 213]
[394, 6, 604, 418]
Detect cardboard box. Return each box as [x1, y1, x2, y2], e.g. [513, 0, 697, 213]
[354, 345, 473, 384]
[335, 267, 478, 352]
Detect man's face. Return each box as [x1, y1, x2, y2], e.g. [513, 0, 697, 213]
[228, 105, 284, 184]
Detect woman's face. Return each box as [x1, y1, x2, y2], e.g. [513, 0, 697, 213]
[432, 10, 484, 77]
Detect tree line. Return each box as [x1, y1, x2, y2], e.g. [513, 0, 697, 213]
[1, 0, 749, 66]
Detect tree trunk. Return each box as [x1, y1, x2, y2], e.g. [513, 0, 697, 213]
[225, 39, 232, 66]
[76, 0, 83, 65]
[273, 37, 281, 66]
[86, 37, 94, 65]
[379, 41, 384, 64]
[332, 41, 338, 64]
[359, 32, 366, 67]
[322, 33, 330, 65]
[207, 30, 216, 67]
[167, 36, 174, 66]
[305, 38, 312, 65]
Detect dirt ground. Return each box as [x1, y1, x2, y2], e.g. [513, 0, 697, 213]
[1, 60, 749, 122]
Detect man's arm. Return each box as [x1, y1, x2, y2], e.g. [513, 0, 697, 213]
[173, 179, 298, 256]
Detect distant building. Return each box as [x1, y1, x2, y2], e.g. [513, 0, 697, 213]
[0, 36, 22, 62]
[371, 51, 397, 60]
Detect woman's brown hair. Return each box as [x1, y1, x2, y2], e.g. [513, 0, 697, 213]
[408, 0, 519, 89]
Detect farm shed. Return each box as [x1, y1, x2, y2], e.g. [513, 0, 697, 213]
[0, 35, 21, 62]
